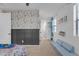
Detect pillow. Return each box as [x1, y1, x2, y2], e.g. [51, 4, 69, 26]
[0, 44, 14, 48]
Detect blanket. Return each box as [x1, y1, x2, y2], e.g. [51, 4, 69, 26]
[0, 45, 27, 56]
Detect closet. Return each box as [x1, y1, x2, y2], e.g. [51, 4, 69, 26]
[11, 29, 39, 45]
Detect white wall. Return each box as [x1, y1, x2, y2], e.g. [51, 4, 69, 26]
[0, 13, 11, 44]
[54, 4, 79, 55]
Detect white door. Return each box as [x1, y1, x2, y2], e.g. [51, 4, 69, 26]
[0, 13, 11, 44]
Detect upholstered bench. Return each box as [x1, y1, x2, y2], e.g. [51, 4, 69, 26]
[53, 39, 76, 56]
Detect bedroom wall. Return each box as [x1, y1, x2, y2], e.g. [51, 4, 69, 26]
[53, 4, 79, 55]
[2, 9, 40, 29]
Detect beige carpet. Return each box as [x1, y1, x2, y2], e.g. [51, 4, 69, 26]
[25, 39, 61, 56]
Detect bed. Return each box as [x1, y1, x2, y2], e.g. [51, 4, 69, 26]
[0, 45, 28, 56]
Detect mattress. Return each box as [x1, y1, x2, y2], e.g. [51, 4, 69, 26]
[0, 45, 28, 56]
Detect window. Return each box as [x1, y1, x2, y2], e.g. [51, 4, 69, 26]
[73, 4, 79, 36]
[52, 17, 56, 32]
[77, 4, 79, 36]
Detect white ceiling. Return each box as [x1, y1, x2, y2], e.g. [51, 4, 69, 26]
[0, 3, 70, 18]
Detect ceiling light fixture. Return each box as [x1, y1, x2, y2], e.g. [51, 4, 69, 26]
[26, 3, 29, 6]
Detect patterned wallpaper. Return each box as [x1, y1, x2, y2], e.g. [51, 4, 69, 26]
[3, 9, 40, 29]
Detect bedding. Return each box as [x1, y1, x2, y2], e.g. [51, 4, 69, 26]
[0, 45, 28, 56]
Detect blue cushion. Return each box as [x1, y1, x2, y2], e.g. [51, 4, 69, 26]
[53, 39, 76, 56]
[56, 39, 63, 46]
[62, 42, 74, 53]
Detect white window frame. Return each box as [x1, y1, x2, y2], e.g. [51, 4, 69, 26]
[73, 4, 79, 36]
[52, 17, 56, 32]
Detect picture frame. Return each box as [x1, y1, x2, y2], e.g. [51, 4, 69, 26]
[58, 16, 67, 24]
